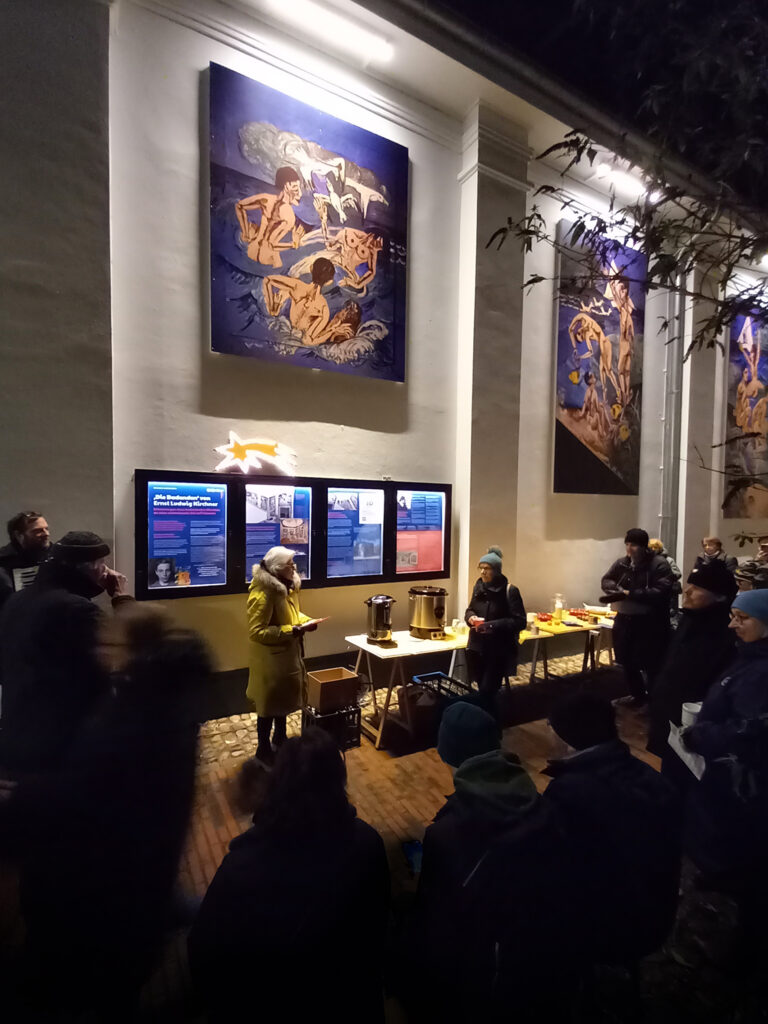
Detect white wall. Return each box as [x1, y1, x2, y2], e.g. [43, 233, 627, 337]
[109, 0, 462, 668]
[0, 0, 113, 542]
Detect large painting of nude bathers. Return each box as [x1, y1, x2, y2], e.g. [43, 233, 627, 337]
[723, 314, 768, 517]
[209, 63, 408, 382]
[553, 220, 647, 495]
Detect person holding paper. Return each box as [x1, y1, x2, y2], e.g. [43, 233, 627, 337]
[682, 589, 768, 950]
[246, 546, 319, 768]
[600, 528, 674, 708]
[647, 559, 737, 758]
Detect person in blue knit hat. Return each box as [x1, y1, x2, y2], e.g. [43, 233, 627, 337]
[464, 547, 526, 712]
[682, 587, 768, 958]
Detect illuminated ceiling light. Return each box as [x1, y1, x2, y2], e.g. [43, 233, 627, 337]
[593, 161, 646, 198]
[761, 254, 768, 270]
[647, 189, 663, 204]
[261, 0, 394, 64]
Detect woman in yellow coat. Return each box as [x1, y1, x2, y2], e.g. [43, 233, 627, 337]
[247, 546, 317, 766]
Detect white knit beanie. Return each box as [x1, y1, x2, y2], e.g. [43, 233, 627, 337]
[261, 546, 296, 574]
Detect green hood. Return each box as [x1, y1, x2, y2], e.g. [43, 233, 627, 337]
[445, 749, 538, 826]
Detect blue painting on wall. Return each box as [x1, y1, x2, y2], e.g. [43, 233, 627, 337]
[553, 219, 647, 495]
[724, 313, 768, 517]
[209, 63, 408, 381]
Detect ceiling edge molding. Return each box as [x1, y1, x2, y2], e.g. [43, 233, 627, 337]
[128, 0, 464, 152]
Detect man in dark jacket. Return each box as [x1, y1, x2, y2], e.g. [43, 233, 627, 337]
[601, 527, 674, 707]
[544, 693, 681, 964]
[0, 510, 51, 610]
[648, 559, 737, 758]
[0, 530, 130, 775]
[465, 546, 526, 707]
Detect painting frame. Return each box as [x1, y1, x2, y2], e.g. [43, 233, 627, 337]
[552, 219, 647, 495]
[723, 313, 768, 518]
[209, 63, 409, 382]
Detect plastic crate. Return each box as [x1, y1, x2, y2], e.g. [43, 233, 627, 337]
[411, 671, 472, 699]
[302, 704, 361, 752]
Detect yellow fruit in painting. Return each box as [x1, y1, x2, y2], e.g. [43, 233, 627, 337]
[619, 423, 630, 441]
[611, 403, 622, 420]
[568, 370, 579, 384]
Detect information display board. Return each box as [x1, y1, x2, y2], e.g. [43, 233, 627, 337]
[395, 489, 446, 574]
[245, 484, 312, 580]
[147, 481, 227, 589]
[326, 487, 384, 578]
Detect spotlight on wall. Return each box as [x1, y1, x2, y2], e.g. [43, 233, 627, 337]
[260, 0, 394, 65]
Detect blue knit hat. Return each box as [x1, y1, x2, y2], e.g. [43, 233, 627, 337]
[478, 546, 503, 573]
[437, 701, 500, 768]
[732, 589, 768, 626]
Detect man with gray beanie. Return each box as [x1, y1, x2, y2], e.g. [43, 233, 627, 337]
[0, 531, 131, 775]
[601, 528, 674, 708]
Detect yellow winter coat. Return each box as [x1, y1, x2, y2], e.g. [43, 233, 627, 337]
[246, 564, 312, 716]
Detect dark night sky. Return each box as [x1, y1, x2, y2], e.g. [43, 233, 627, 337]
[416, 0, 768, 208]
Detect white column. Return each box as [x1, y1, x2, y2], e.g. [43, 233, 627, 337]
[453, 105, 530, 610]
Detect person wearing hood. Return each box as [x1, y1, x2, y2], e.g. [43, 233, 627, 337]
[543, 694, 680, 964]
[246, 545, 319, 767]
[601, 527, 675, 707]
[0, 531, 130, 775]
[189, 729, 389, 1023]
[402, 702, 539, 1021]
[464, 547, 526, 708]
[0, 511, 51, 611]
[647, 559, 738, 759]
[681, 590, 768, 946]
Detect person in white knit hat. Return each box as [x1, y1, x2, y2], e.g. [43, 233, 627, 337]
[246, 546, 319, 767]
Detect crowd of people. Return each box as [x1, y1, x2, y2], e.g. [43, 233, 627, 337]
[0, 512, 767, 1020]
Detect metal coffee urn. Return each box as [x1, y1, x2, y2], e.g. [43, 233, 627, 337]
[408, 585, 448, 640]
[365, 594, 395, 643]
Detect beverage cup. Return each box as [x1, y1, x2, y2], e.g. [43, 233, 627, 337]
[681, 702, 703, 727]
[529, 624, 540, 636]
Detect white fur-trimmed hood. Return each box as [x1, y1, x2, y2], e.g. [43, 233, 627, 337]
[252, 562, 302, 597]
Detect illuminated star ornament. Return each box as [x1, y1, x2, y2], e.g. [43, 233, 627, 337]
[214, 431, 297, 475]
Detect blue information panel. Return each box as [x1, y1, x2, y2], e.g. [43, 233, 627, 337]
[327, 488, 384, 578]
[147, 481, 227, 589]
[245, 484, 312, 580]
[396, 490, 445, 573]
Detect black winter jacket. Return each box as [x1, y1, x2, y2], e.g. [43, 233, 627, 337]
[647, 603, 736, 756]
[0, 652, 203, 998]
[683, 638, 768, 876]
[543, 740, 681, 961]
[0, 560, 110, 774]
[0, 542, 48, 611]
[189, 816, 389, 1023]
[464, 573, 526, 653]
[601, 552, 674, 614]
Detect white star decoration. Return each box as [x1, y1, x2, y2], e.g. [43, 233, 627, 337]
[214, 431, 297, 475]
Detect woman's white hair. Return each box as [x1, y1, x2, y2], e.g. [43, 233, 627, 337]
[261, 545, 296, 574]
